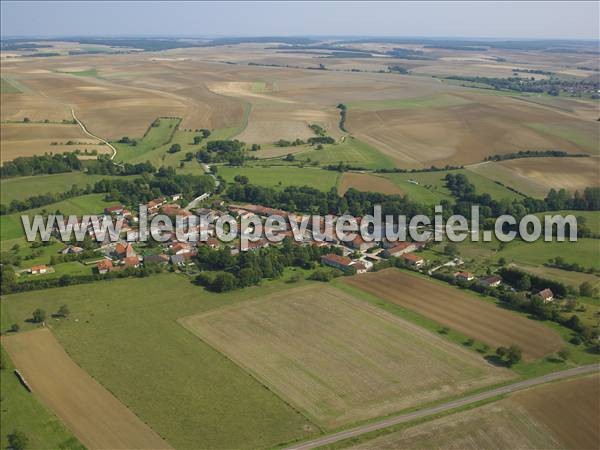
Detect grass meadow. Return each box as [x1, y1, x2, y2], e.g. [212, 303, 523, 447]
[0, 273, 319, 449]
[0, 347, 85, 450]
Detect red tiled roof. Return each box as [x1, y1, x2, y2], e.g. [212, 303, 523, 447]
[123, 256, 139, 267]
[97, 260, 113, 270]
[538, 288, 554, 299]
[321, 253, 352, 266]
[401, 253, 423, 262]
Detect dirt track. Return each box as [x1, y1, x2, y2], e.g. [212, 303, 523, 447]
[2, 328, 171, 450]
[343, 269, 564, 360]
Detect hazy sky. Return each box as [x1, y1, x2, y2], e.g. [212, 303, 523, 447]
[2, 1, 598, 40]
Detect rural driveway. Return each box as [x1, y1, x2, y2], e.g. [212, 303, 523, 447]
[71, 107, 119, 161]
[285, 363, 600, 450]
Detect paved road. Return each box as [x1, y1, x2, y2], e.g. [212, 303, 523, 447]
[286, 364, 600, 450]
[71, 108, 119, 161]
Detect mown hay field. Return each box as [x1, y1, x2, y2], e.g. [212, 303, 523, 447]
[180, 284, 512, 428]
[342, 269, 564, 361]
[2, 329, 171, 450]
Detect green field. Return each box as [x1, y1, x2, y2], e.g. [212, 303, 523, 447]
[525, 123, 598, 154]
[298, 137, 394, 169]
[60, 68, 98, 77]
[1, 173, 136, 204]
[113, 117, 181, 162]
[347, 94, 472, 111]
[218, 165, 340, 191]
[0, 194, 113, 241]
[441, 234, 600, 271]
[0, 77, 22, 93]
[0, 274, 318, 449]
[383, 168, 523, 205]
[0, 347, 85, 450]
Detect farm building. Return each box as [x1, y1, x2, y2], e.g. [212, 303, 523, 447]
[383, 242, 417, 258]
[454, 271, 475, 282]
[480, 275, 502, 287]
[61, 245, 84, 255]
[401, 253, 424, 268]
[353, 262, 368, 274]
[348, 235, 378, 252]
[96, 259, 113, 274]
[115, 243, 136, 259]
[537, 288, 554, 303]
[321, 253, 353, 270]
[170, 243, 192, 255]
[145, 197, 166, 214]
[104, 205, 125, 215]
[30, 265, 50, 275]
[122, 256, 140, 268]
[143, 254, 170, 265]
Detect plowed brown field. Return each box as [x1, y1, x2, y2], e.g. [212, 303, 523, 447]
[342, 269, 564, 360]
[2, 328, 171, 450]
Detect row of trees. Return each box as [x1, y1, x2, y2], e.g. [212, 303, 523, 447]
[1, 152, 82, 178]
[483, 150, 588, 162]
[194, 238, 341, 292]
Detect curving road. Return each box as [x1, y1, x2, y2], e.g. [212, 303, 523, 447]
[285, 364, 600, 450]
[71, 107, 118, 161]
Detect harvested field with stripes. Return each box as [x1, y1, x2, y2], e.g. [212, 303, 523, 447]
[180, 284, 512, 428]
[342, 269, 564, 361]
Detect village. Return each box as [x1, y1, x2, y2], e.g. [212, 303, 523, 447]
[20, 195, 558, 305]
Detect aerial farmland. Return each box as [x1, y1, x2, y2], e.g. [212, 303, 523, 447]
[1, 2, 599, 450]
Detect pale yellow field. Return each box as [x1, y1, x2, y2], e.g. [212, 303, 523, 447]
[180, 284, 512, 428]
[1, 123, 104, 161]
[349, 374, 599, 450]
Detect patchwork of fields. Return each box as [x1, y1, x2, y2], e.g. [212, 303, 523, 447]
[342, 269, 564, 360]
[348, 374, 599, 450]
[2, 329, 171, 450]
[180, 284, 512, 428]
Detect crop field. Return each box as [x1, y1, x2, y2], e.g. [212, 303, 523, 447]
[510, 374, 599, 450]
[0, 274, 319, 449]
[345, 91, 597, 168]
[342, 269, 564, 360]
[0, 193, 114, 241]
[0, 122, 103, 162]
[1, 76, 22, 93]
[498, 237, 600, 270]
[1, 173, 136, 203]
[348, 374, 599, 450]
[218, 165, 340, 191]
[112, 117, 181, 162]
[349, 399, 560, 450]
[180, 284, 512, 428]
[496, 157, 600, 194]
[298, 137, 394, 169]
[0, 347, 84, 450]
[339, 172, 404, 195]
[382, 168, 523, 203]
[2, 329, 171, 450]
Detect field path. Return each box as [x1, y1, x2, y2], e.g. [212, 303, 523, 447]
[71, 107, 118, 161]
[2, 328, 172, 450]
[286, 364, 600, 450]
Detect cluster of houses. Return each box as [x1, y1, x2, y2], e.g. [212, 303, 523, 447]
[452, 271, 555, 303]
